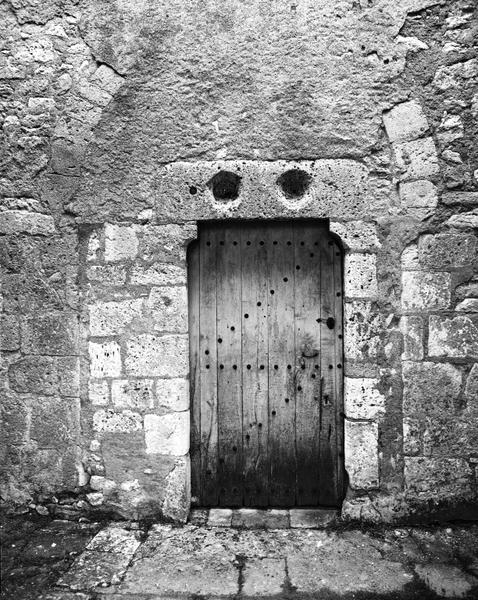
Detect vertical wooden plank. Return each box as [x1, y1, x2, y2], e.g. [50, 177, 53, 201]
[332, 235, 345, 504]
[294, 221, 324, 506]
[199, 224, 219, 506]
[241, 223, 269, 507]
[188, 239, 201, 504]
[216, 223, 243, 506]
[318, 231, 339, 506]
[267, 222, 296, 506]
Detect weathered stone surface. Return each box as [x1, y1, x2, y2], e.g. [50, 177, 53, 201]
[290, 509, 337, 529]
[125, 334, 188, 377]
[455, 280, 478, 301]
[89, 380, 109, 406]
[344, 301, 383, 361]
[232, 508, 268, 529]
[344, 420, 378, 490]
[402, 362, 462, 416]
[383, 100, 429, 143]
[111, 379, 154, 409]
[144, 412, 189, 455]
[22, 313, 79, 355]
[465, 364, 478, 401]
[432, 58, 478, 90]
[344, 377, 385, 420]
[0, 315, 20, 351]
[393, 138, 439, 181]
[147, 286, 188, 333]
[428, 316, 478, 359]
[401, 244, 419, 270]
[418, 234, 477, 270]
[415, 564, 477, 598]
[140, 224, 197, 262]
[130, 263, 186, 286]
[208, 508, 233, 527]
[456, 298, 478, 312]
[104, 224, 138, 262]
[9, 356, 79, 396]
[89, 298, 144, 337]
[400, 316, 424, 360]
[156, 378, 189, 411]
[344, 253, 377, 298]
[56, 550, 132, 591]
[243, 558, 285, 595]
[86, 527, 141, 555]
[93, 409, 142, 434]
[399, 179, 438, 213]
[329, 221, 381, 251]
[162, 456, 190, 522]
[446, 209, 478, 229]
[441, 192, 478, 206]
[0, 210, 55, 235]
[401, 272, 451, 310]
[30, 396, 80, 448]
[86, 265, 127, 286]
[405, 457, 475, 501]
[89, 341, 122, 378]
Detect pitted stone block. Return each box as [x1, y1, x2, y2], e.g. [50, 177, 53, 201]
[93, 409, 142, 433]
[393, 138, 439, 181]
[146, 286, 188, 333]
[401, 272, 451, 310]
[89, 298, 144, 336]
[111, 379, 154, 409]
[383, 100, 429, 143]
[104, 224, 139, 262]
[125, 334, 188, 377]
[144, 412, 190, 455]
[344, 377, 385, 420]
[400, 316, 424, 360]
[428, 316, 478, 359]
[156, 378, 189, 411]
[344, 420, 379, 490]
[89, 341, 122, 378]
[344, 253, 377, 299]
[405, 457, 474, 501]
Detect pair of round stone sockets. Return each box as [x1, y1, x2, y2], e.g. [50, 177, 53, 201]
[189, 169, 311, 201]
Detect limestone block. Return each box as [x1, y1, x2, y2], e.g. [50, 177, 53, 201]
[455, 281, 478, 301]
[417, 234, 477, 270]
[344, 420, 379, 489]
[87, 231, 101, 262]
[125, 334, 188, 377]
[446, 209, 478, 229]
[89, 476, 117, 494]
[57, 356, 80, 397]
[415, 564, 476, 600]
[344, 254, 377, 298]
[147, 286, 188, 333]
[399, 180, 438, 211]
[90, 380, 109, 406]
[30, 397, 80, 447]
[441, 192, 478, 206]
[393, 138, 439, 181]
[403, 417, 422, 456]
[0, 315, 20, 351]
[404, 457, 474, 501]
[432, 59, 478, 90]
[400, 244, 419, 270]
[465, 364, 478, 401]
[111, 379, 154, 409]
[9, 356, 58, 395]
[344, 378, 385, 420]
[344, 301, 383, 360]
[437, 114, 463, 146]
[140, 223, 197, 262]
[242, 558, 286, 595]
[89, 298, 144, 336]
[400, 316, 424, 360]
[383, 100, 428, 143]
[89, 341, 122, 378]
[401, 272, 451, 310]
[329, 221, 381, 251]
[402, 362, 462, 416]
[104, 224, 138, 262]
[156, 378, 189, 411]
[428, 316, 478, 359]
[162, 457, 191, 522]
[456, 299, 478, 312]
[90, 65, 124, 95]
[93, 409, 142, 433]
[130, 264, 186, 286]
[144, 412, 190, 455]
[22, 313, 79, 355]
[77, 79, 113, 107]
[86, 265, 127, 286]
[0, 210, 55, 235]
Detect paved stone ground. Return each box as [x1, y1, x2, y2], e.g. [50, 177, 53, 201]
[2, 515, 478, 600]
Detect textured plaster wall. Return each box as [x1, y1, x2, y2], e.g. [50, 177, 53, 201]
[0, 0, 477, 522]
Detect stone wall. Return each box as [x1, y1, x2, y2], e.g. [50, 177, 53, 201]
[1, 0, 477, 522]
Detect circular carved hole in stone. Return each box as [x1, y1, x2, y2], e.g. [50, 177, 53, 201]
[207, 170, 241, 201]
[287, 364, 292, 369]
[231, 326, 235, 331]
[260, 364, 265, 370]
[218, 337, 223, 343]
[274, 364, 279, 370]
[277, 168, 311, 199]
[283, 277, 288, 282]
[189, 185, 198, 195]
[244, 313, 249, 318]
[257, 301, 262, 306]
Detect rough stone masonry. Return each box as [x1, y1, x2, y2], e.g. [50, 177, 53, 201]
[0, 0, 477, 523]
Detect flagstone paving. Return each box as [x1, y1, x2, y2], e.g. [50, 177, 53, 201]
[2, 514, 478, 599]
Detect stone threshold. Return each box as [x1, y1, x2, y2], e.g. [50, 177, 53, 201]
[189, 507, 339, 529]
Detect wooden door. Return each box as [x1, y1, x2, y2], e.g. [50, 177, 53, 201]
[188, 220, 344, 508]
